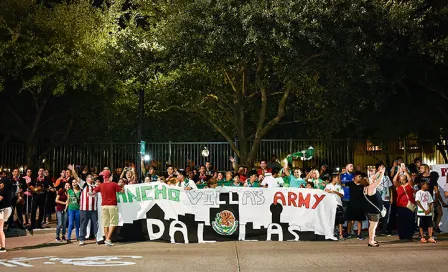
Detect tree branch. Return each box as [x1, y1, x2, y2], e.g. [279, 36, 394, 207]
[258, 81, 293, 138]
[163, 105, 240, 157]
[4, 103, 28, 132]
[38, 117, 74, 162]
[301, 51, 327, 66]
[255, 51, 267, 136]
[27, 92, 51, 145]
[224, 71, 237, 92]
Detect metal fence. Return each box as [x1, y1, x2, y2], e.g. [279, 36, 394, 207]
[0, 139, 445, 175]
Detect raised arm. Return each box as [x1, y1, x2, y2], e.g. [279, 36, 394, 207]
[393, 172, 400, 188]
[283, 158, 291, 177]
[367, 167, 385, 195]
[229, 156, 238, 173]
[69, 165, 80, 183]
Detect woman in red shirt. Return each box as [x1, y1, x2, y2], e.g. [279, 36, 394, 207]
[393, 166, 415, 241]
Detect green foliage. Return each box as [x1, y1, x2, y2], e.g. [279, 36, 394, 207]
[132, 0, 434, 164]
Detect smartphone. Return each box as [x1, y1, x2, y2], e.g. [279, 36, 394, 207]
[400, 163, 405, 168]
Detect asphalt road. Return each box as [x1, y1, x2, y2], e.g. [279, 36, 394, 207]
[0, 233, 447, 272]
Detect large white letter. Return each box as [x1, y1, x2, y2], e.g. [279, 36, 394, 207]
[197, 223, 216, 243]
[267, 223, 283, 241]
[169, 220, 189, 244]
[288, 225, 301, 241]
[146, 219, 165, 240]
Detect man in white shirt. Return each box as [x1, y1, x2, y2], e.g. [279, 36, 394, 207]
[176, 171, 197, 190]
[324, 173, 344, 240]
[261, 168, 284, 188]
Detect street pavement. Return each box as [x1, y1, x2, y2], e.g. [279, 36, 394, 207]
[0, 232, 447, 272]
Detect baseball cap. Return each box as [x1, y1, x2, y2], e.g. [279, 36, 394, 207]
[100, 169, 111, 178]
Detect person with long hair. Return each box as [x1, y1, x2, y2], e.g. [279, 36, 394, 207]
[363, 165, 385, 247]
[393, 164, 415, 241]
[55, 182, 70, 242]
[66, 179, 81, 243]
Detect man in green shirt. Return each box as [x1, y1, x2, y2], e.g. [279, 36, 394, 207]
[283, 163, 306, 188]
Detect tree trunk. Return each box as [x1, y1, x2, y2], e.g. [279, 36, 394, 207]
[25, 141, 37, 169]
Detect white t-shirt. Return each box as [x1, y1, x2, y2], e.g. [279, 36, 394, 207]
[378, 176, 393, 201]
[174, 179, 198, 190]
[325, 183, 344, 206]
[261, 174, 284, 188]
[415, 190, 433, 216]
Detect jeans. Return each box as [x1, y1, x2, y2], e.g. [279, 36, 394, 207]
[79, 210, 98, 241]
[67, 209, 80, 240]
[56, 211, 67, 238]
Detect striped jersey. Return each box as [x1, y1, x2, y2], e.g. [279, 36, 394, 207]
[79, 182, 98, 211]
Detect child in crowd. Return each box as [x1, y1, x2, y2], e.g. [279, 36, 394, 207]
[325, 173, 345, 241]
[305, 182, 314, 189]
[415, 181, 436, 243]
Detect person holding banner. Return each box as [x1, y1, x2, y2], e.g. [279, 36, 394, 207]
[92, 170, 124, 246]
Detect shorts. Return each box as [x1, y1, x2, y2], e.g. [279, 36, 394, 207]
[418, 216, 433, 228]
[366, 213, 380, 222]
[345, 204, 366, 222]
[335, 205, 344, 225]
[102, 205, 119, 227]
[0, 207, 12, 221]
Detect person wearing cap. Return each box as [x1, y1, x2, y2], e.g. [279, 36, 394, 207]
[92, 169, 124, 246]
[0, 172, 13, 252]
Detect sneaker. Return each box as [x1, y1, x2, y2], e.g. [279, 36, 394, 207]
[420, 238, 428, 243]
[343, 233, 350, 239]
[0, 248, 6, 253]
[62, 236, 66, 241]
[55, 237, 61, 242]
[66, 239, 72, 244]
[339, 236, 346, 241]
[357, 235, 364, 241]
[428, 237, 437, 243]
[105, 240, 114, 246]
[79, 240, 85, 246]
[96, 240, 105, 245]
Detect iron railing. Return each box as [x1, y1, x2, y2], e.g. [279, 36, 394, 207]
[0, 139, 445, 175]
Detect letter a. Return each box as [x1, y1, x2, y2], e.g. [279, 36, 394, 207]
[169, 220, 189, 244]
[267, 223, 283, 241]
[273, 192, 286, 206]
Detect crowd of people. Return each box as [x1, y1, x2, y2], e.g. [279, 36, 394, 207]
[0, 155, 447, 251]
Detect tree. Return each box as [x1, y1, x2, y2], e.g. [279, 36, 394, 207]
[138, 0, 430, 166]
[0, 0, 120, 167]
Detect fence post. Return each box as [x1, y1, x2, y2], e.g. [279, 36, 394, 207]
[346, 138, 351, 163]
[168, 141, 172, 165]
[109, 143, 114, 170]
[289, 138, 293, 154]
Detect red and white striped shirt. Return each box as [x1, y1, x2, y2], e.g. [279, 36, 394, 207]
[79, 182, 98, 211]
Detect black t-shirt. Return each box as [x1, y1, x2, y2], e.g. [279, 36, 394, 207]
[347, 182, 365, 204]
[0, 178, 13, 209]
[416, 173, 439, 196]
